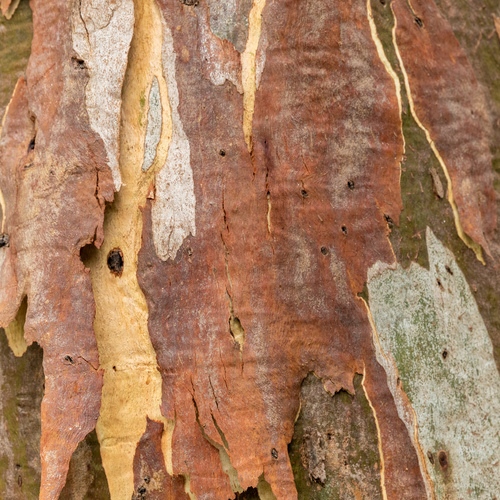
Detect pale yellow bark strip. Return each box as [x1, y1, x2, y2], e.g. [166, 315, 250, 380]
[241, 0, 266, 152]
[81, 0, 174, 497]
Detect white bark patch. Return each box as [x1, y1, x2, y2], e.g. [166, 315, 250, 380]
[151, 17, 196, 261]
[141, 77, 162, 172]
[72, 0, 134, 191]
[368, 228, 500, 498]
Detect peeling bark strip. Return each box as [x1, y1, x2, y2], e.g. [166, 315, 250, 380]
[138, 0, 425, 498]
[132, 418, 188, 500]
[0, 0, 116, 493]
[71, 0, 134, 191]
[392, 0, 497, 262]
[151, 13, 196, 262]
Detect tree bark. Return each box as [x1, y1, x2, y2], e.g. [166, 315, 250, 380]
[0, 0, 500, 499]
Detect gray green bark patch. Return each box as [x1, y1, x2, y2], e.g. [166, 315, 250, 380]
[0, 0, 32, 121]
[288, 373, 382, 499]
[60, 431, 110, 500]
[0, 331, 43, 499]
[368, 228, 500, 499]
[206, 0, 253, 53]
[370, 0, 500, 371]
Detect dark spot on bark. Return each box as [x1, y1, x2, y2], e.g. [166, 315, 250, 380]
[138, 486, 146, 494]
[271, 448, 278, 459]
[341, 226, 348, 235]
[112, 366, 117, 371]
[179, 0, 199, 5]
[397, 377, 401, 386]
[436, 278, 444, 290]
[27, 138, 35, 152]
[445, 265, 453, 275]
[347, 180, 355, 190]
[187, 247, 193, 256]
[380, 0, 386, 4]
[0, 233, 10, 248]
[427, 451, 435, 465]
[301, 189, 308, 198]
[384, 214, 394, 228]
[15, 464, 20, 469]
[64, 355, 74, 364]
[107, 248, 124, 276]
[442, 349, 448, 360]
[219, 149, 226, 157]
[24, 163, 33, 169]
[438, 450, 448, 469]
[144, 477, 150, 484]
[414, 17, 423, 28]
[71, 56, 86, 69]
[17, 475, 22, 487]
[321, 246, 328, 255]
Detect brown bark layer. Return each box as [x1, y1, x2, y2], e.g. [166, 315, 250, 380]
[0, 0, 114, 496]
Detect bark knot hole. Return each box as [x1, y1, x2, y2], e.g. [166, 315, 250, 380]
[71, 56, 86, 69]
[107, 248, 124, 276]
[0, 233, 10, 248]
[438, 450, 448, 469]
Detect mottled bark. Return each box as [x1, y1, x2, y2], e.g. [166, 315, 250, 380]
[0, 0, 500, 499]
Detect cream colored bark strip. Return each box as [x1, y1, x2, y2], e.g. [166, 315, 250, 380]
[368, 227, 500, 498]
[391, 11, 484, 264]
[360, 368, 388, 500]
[366, 0, 402, 117]
[72, 0, 134, 191]
[241, 0, 266, 151]
[83, 0, 174, 497]
[151, 13, 196, 262]
[4, 298, 27, 357]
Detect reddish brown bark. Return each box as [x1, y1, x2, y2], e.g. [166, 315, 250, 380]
[137, 0, 425, 497]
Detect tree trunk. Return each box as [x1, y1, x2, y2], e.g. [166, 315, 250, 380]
[1, 0, 500, 498]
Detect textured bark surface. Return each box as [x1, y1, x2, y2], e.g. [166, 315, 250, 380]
[0, 0, 500, 499]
